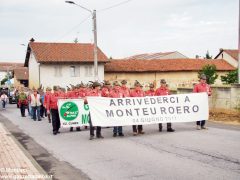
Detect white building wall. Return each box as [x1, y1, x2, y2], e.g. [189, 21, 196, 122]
[216, 52, 238, 68]
[40, 63, 105, 88]
[0, 72, 7, 81]
[28, 52, 40, 88]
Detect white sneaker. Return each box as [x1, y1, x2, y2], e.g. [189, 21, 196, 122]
[196, 125, 201, 130]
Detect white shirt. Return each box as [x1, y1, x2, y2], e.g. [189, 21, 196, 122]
[1, 94, 8, 101]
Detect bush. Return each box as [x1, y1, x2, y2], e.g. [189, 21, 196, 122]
[221, 69, 238, 84]
[198, 64, 218, 84]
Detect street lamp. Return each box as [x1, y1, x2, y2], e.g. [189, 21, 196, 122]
[65, 1, 99, 81]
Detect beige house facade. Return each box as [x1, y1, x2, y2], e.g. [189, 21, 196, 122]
[105, 59, 235, 90]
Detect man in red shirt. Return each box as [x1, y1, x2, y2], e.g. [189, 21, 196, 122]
[130, 81, 145, 135]
[44, 87, 52, 123]
[101, 80, 111, 97]
[145, 83, 155, 96]
[110, 81, 124, 137]
[67, 85, 82, 132]
[47, 86, 61, 135]
[79, 83, 87, 98]
[121, 80, 130, 98]
[193, 74, 212, 130]
[155, 79, 175, 132]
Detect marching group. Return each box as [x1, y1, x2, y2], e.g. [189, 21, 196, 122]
[14, 74, 211, 140]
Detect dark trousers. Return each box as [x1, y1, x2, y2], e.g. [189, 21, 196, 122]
[48, 114, 51, 121]
[89, 114, 101, 136]
[132, 125, 143, 132]
[40, 105, 45, 117]
[196, 120, 206, 127]
[159, 123, 172, 130]
[113, 126, 123, 134]
[32, 106, 41, 120]
[20, 104, 26, 116]
[51, 109, 60, 133]
[2, 100, 6, 108]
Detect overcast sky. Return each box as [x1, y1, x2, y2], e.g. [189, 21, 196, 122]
[0, 0, 239, 63]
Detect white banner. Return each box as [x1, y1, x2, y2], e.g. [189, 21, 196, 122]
[87, 93, 209, 126]
[58, 99, 90, 128]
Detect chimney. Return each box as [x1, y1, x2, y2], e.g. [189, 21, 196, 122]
[30, 38, 35, 42]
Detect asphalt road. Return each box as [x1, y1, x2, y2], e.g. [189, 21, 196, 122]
[0, 104, 240, 180]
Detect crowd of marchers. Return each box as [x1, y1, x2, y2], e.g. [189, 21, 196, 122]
[12, 74, 211, 140]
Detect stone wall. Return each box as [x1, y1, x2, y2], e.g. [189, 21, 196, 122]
[177, 85, 240, 111]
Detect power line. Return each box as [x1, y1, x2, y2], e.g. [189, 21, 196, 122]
[56, 14, 91, 41]
[98, 0, 135, 13]
[26, 0, 135, 65]
[30, 14, 91, 59]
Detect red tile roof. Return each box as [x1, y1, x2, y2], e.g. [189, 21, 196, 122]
[0, 62, 24, 71]
[29, 42, 109, 63]
[105, 59, 235, 72]
[14, 67, 29, 80]
[215, 49, 239, 61]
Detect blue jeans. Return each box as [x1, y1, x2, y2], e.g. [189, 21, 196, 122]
[32, 106, 41, 120]
[113, 126, 123, 134]
[2, 100, 6, 108]
[29, 104, 33, 117]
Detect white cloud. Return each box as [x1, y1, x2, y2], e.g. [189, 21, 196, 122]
[0, 0, 238, 61]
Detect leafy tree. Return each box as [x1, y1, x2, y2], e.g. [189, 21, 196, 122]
[221, 69, 238, 84]
[1, 77, 8, 85]
[195, 55, 201, 59]
[198, 64, 218, 84]
[1, 72, 12, 85]
[204, 50, 212, 59]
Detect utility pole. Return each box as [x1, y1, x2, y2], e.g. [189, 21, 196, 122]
[238, 0, 240, 83]
[65, 1, 98, 81]
[93, 10, 98, 81]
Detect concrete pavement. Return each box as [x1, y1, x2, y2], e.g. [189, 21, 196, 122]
[0, 104, 240, 180]
[0, 121, 50, 180]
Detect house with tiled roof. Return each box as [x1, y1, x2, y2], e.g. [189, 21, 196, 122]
[105, 59, 235, 88]
[125, 51, 188, 60]
[24, 39, 109, 88]
[0, 62, 23, 83]
[214, 49, 239, 68]
[13, 67, 29, 87]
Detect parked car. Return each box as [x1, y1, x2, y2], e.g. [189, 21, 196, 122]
[9, 90, 17, 104]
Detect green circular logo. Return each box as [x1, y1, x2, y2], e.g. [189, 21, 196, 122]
[60, 102, 79, 121]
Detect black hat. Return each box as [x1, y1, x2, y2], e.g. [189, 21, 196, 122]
[134, 80, 142, 87]
[104, 80, 111, 86]
[160, 79, 166, 84]
[92, 81, 101, 88]
[53, 86, 58, 91]
[46, 87, 52, 91]
[200, 74, 207, 80]
[113, 81, 121, 86]
[80, 82, 86, 88]
[149, 83, 154, 88]
[121, 80, 127, 84]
